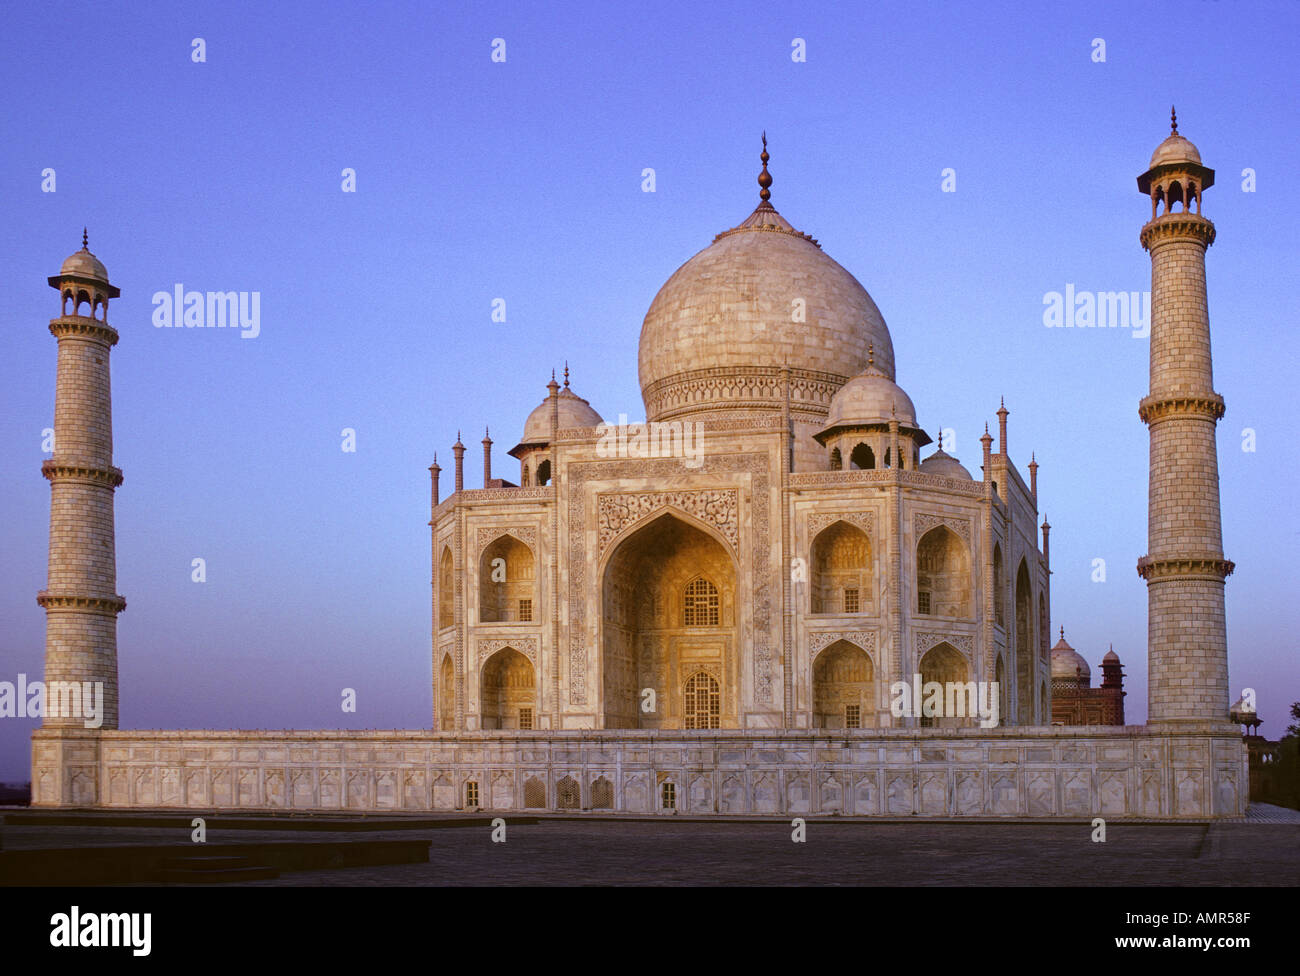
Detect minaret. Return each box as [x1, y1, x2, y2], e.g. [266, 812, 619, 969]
[38, 232, 125, 729]
[1136, 109, 1233, 725]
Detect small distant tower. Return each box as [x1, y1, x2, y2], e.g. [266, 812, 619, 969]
[38, 233, 125, 729]
[1136, 109, 1233, 725]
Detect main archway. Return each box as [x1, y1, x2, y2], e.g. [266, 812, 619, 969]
[600, 512, 738, 729]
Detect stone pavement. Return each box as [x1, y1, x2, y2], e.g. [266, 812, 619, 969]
[5, 807, 1296, 886]
[227, 817, 1297, 886]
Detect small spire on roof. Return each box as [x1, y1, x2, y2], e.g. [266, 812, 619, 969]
[564, 361, 570, 388]
[1170, 105, 1178, 134]
[867, 342, 874, 368]
[758, 131, 773, 205]
[82, 228, 89, 251]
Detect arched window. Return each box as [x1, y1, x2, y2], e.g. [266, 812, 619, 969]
[536, 459, 551, 486]
[521, 464, 530, 486]
[683, 671, 720, 729]
[850, 443, 875, 470]
[438, 547, 454, 630]
[557, 775, 580, 809]
[683, 576, 719, 626]
[829, 447, 842, 471]
[591, 776, 614, 809]
[916, 525, 972, 618]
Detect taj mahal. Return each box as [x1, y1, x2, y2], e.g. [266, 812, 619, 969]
[30, 114, 1247, 818]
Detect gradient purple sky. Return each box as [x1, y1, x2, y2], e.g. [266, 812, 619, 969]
[2, 1, 1298, 778]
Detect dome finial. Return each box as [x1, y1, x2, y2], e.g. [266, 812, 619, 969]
[1170, 105, 1178, 134]
[81, 227, 89, 251]
[867, 342, 874, 368]
[564, 361, 570, 388]
[1060, 625, 1065, 639]
[757, 131, 773, 205]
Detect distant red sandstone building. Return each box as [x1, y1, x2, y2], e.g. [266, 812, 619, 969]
[1050, 628, 1125, 726]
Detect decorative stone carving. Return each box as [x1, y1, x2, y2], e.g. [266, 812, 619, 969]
[477, 637, 538, 666]
[914, 631, 974, 660]
[913, 512, 972, 546]
[807, 511, 874, 540]
[809, 630, 877, 659]
[597, 489, 739, 555]
[476, 525, 538, 555]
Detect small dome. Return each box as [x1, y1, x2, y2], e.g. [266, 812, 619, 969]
[1050, 628, 1091, 684]
[1149, 132, 1201, 168]
[823, 366, 917, 429]
[515, 384, 603, 450]
[60, 245, 109, 282]
[1102, 646, 1121, 665]
[920, 448, 972, 480]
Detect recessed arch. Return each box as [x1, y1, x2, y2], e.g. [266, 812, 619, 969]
[916, 525, 971, 618]
[812, 639, 874, 728]
[438, 546, 454, 630]
[918, 641, 971, 729]
[535, 458, 551, 486]
[439, 653, 455, 730]
[810, 519, 872, 614]
[480, 646, 536, 730]
[829, 447, 842, 471]
[1015, 558, 1034, 723]
[600, 511, 737, 729]
[479, 533, 536, 622]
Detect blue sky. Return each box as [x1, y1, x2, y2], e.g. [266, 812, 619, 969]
[1, 0, 1297, 778]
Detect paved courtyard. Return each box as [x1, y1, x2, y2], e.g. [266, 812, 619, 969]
[8, 806, 1296, 886]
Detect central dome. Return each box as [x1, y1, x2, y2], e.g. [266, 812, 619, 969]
[638, 141, 893, 426]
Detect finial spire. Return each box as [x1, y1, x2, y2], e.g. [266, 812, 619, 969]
[757, 131, 773, 205]
[81, 228, 88, 251]
[1170, 105, 1178, 134]
[1060, 625, 1065, 639]
[563, 361, 570, 388]
[867, 342, 874, 368]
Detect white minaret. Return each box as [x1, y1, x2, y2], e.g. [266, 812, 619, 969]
[38, 231, 125, 730]
[1136, 111, 1233, 726]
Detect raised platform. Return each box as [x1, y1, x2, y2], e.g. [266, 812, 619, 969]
[31, 725, 1249, 819]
